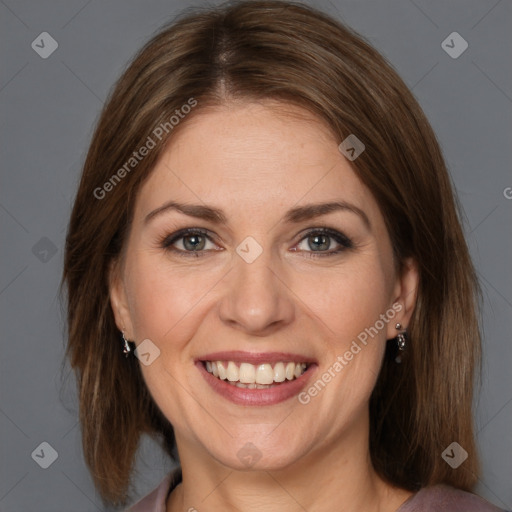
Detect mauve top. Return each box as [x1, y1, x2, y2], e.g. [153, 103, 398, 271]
[126, 469, 508, 512]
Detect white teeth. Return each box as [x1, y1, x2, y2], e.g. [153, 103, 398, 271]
[239, 362, 256, 384]
[226, 361, 239, 382]
[256, 364, 274, 385]
[285, 362, 295, 380]
[273, 362, 286, 382]
[217, 361, 227, 380]
[205, 360, 308, 385]
[234, 382, 272, 389]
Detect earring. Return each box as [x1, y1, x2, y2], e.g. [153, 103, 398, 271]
[394, 323, 407, 363]
[122, 331, 135, 358]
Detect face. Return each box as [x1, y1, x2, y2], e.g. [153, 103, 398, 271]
[110, 101, 417, 471]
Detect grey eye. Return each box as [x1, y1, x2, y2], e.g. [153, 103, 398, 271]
[307, 234, 332, 251]
[181, 234, 207, 251]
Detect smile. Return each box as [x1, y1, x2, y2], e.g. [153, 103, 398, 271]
[196, 351, 316, 405]
[204, 361, 308, 388]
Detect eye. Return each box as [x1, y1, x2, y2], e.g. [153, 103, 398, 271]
[294, 228, 353, 257]
[159, 227, 353, 258]
[160, 228, 220, 257]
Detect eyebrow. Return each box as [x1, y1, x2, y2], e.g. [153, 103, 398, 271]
[284, 201, 370, 228]
[144, 200, 370, 229]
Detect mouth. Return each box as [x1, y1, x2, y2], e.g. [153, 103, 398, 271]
[196, 351, 317, 405]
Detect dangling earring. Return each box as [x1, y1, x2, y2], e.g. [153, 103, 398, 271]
[394, 323, 407, 363]
[122, 331, 135, 358]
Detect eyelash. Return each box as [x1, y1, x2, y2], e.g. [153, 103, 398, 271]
[158, 227, 354, 259]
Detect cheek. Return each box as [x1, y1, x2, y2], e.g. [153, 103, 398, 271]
[293, 258, 392, 348]
[294, 262, 392, 420]
[123, 254, 215, 425]
[125, 252, 221, 346]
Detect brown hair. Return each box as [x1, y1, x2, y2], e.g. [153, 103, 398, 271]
[62, 0, 481, 505]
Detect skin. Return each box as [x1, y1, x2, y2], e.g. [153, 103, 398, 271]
[110, 101, 419, 512]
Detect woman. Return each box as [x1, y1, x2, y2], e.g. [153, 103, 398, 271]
[62, 1, 507, 511]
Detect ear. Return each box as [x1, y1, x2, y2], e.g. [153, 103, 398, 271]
[386, 257, 419, 339]
[109, 258, 135, 339]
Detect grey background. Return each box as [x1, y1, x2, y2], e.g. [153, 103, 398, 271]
[1, 0, 511, 510]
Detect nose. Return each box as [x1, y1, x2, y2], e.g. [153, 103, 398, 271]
[218, 248, 295, 336]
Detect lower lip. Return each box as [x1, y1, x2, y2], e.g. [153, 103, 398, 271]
[196, 361, 316, 406]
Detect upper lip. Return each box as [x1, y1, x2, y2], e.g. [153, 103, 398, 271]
[197, 351, 317, 365]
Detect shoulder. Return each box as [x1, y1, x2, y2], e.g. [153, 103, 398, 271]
[397, 484, 508, 512]
[125, 469, 182, 512]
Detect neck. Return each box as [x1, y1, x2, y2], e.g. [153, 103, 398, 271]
[167, 422, 412, 512]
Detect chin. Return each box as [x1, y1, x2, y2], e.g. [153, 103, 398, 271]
[205, 435, 309, 473]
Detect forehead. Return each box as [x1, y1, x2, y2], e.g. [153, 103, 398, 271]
[135, 101, 378, 222]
